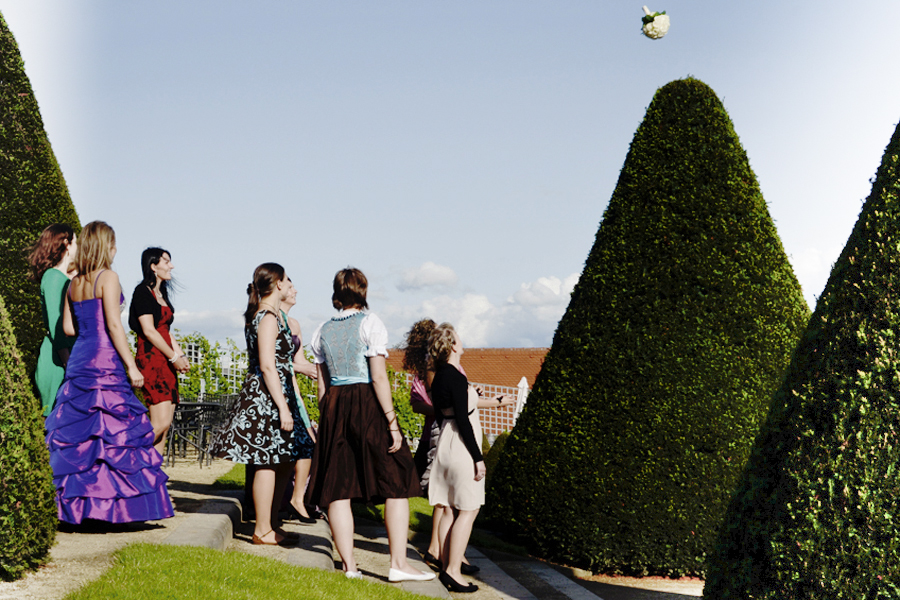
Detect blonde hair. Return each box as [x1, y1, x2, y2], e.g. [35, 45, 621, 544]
[428, 322, 456, 366]
[74, 221, 115, 275]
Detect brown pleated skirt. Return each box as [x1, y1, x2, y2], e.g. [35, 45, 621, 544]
[306, 382, 420, 507]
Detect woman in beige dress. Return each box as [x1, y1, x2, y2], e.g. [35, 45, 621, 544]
[427, 322, 486, 593]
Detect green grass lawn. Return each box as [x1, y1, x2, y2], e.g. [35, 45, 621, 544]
[65, 544, 432, 600]
[212, 462, 245, 490]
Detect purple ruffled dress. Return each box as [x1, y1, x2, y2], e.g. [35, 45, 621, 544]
[45, 294, 174, 524]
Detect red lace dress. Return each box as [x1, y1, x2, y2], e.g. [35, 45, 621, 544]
[135, 304, 179, 405]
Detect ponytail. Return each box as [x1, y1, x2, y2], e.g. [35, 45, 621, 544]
[244, 263, 284, 325]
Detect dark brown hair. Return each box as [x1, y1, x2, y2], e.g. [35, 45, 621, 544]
[402, 318, 436, 379]
[332, 267, 368, 310]
[26, 223, 75, 281]
[244, 262, 285, 325]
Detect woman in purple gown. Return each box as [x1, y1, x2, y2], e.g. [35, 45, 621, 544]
[45, 221, 174, 524]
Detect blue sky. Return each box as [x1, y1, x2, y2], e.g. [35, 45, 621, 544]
[4, 1, 900, 348]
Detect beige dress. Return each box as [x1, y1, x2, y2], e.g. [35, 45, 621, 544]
[428, 384, 484, 511]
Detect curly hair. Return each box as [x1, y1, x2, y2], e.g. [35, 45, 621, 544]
[428, 322, 457, 366]
[26, 223, 75, 282]
[402, 318, 436, 379]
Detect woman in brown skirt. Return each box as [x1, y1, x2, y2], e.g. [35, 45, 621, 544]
[306, 268, 434, 583]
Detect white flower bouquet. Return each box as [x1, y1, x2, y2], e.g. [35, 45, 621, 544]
[641, 6, 669, 40]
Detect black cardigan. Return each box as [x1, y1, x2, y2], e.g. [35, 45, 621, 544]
[431, 362, 483, 463]
[129, 284, 171, 333]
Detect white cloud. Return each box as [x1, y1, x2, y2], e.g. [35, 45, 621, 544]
[397, 262, 459, 291]
[184, 272, 580, 351]
[379, 273, 580, 348]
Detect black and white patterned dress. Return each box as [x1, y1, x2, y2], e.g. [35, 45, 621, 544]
[212, 309, 313, 464]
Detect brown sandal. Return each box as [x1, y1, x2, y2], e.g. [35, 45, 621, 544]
[252, 530, 297, 547]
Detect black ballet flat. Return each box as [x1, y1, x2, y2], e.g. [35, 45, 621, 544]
[439, 571, 478, 593]
[460, 561, 481, 575]
[422, 551, 441, 571]
[285, 504, 317, 525]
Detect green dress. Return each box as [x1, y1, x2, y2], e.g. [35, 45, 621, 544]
[35, 268, 75, 417]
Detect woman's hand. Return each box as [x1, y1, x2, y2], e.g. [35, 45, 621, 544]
[173, 355, 190, 373]
[495, 395, 515, 407]
[279, 407, 294, 432]
[128, 365, 145, 389]
[388, 428, 402, 453]
[473, 384, 484, 396]
[474, 461, 486, 482]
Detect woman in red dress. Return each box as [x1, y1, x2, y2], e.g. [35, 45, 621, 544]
[129, 248, 190, 454]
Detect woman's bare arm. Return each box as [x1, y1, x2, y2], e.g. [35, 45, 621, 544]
[369, 355, 402, 453]
[257, 312, 293, 432]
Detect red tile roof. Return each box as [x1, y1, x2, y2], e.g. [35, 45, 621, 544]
[386, 347, 549, 388]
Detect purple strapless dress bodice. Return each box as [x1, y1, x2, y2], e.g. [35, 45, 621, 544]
[46, 298, 174, 524]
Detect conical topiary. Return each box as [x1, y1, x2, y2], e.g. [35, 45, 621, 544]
[704, 120, 900, 599]
[0, 295, 56, 580]
[486, 78, 810, 577]
[0, 10, 80, 374]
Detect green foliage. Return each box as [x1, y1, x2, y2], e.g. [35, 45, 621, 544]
[0, 12, 80, 374]
[295, 346, 320, 423]
[487, 78, 809, 577]
[0, 296, 56, 580]
[387, 366, 423, 442]
[704, 120, 900, 599]
[484, 430, 510, 488]
[175, 331, 235, 398]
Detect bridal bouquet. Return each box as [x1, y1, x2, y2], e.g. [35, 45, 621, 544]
[641, 6, 669, 40]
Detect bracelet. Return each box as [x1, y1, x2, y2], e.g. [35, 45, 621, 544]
[389, 428, 400, 432]
[385, 409, 395, 416]
[169, 354, 182, 363]
[497, 397, 502, 405]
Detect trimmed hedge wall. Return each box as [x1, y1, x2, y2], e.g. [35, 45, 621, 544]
[0, 295, 56, 580]
[704, 120, 900, 598]
[484, 430, 510, 488]
[486, 78, 809, 577]
[0, 11, 80, 374]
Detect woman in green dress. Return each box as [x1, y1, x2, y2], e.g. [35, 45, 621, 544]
[27, 223, 78, 417]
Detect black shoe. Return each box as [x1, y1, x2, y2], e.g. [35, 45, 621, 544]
[285, 504, 317, 525]
[422, 551, 441, 571]
[439, 571, 478, 593]
[460, 561, 481, 575]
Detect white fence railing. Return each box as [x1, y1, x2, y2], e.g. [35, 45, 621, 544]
[394, 373, 529, 442]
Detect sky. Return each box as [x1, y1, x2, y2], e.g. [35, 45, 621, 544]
[3, 1, 900, 349]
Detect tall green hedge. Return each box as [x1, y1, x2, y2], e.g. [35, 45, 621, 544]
[704, 120, 900, 599]
[0, 10, 80, 374]
[486, 78, 809, 577]
[0, 295, 56, 580]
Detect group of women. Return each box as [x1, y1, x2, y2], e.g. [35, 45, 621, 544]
[29, 222, 176, 524]
[28, 221, 503, 592]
